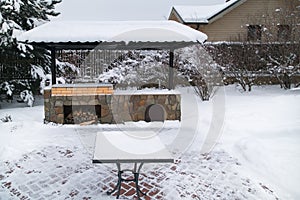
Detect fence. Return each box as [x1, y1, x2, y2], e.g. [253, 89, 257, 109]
[0, 52, 32, 81]
[56, 50, 124, 81]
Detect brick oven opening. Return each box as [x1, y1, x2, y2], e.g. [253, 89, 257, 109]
[64, 105, 101, 124]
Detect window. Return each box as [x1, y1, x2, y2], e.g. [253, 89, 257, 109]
[247, 25, 262, 41]
[277, 25, 291, 41]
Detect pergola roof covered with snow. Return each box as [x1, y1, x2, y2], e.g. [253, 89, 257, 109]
[172, 0, 244, 24]
[18, 20, 207, 50]
[17, 20, 207, 86]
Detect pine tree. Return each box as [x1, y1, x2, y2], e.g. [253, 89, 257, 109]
[0, 0, 61, 91]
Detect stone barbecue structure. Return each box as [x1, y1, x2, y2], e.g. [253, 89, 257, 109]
[44, 84, 181, 124]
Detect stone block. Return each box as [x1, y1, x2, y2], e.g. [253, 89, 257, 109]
[55, 96, 64, 101]
[101, 106, 110, 117]
[137, 106, 146, 113]
[122, 102, 129, 111]
[54, 106, 63, 114]
[87, 99, 98, 105]
[66, 96, 73, 101]
[54, 100, 63, 107]
[57, 114, 64, 124]
[131, 113, 138, 121]
[105, 95, 112, 104]
[168, 95, 177, 105]
[44, 90, 51, 99]
[157, 96, 166, 104]
[71, 96, 79, 102]
[100, 114, 113, 124]
[130, 95, 140, 103]
[44, 106, 49, 112]
[140, 95, 147, 100]
[176, 103, 181, 111]
[44, 112, 50, 120]
[147, 95, 155, 104]
[171, 104, 177, 111]
[79, 101, 87, 105]
[137, 112, 145, 121]
[176, 111, 181, 120]
[139, 99, 146, 106]
[132, 101, 139, 111]
[64, 100, 72, 106]
[44, 102, 50, 109]
[50, 114, 57, 123]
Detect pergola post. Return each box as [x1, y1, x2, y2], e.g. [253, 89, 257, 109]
[51, 48, 56, 85]
[168, 50, 174, 90]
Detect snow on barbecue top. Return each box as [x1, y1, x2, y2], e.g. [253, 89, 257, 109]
[52, 84, 113, 88]
[173, 0, 242, 23]
[17, 20, 207, 44]
[114, 88, 180, 95]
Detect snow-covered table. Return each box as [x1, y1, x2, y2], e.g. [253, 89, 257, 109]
[92, 131, 174, 199]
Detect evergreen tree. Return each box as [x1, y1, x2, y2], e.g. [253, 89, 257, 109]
[0, 0, 61, 90]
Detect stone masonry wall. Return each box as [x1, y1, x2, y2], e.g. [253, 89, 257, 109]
[44, 89, 181, 124]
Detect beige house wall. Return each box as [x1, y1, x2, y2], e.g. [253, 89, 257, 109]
[169, 10, 182, 23]
[169, 0, 298, 42]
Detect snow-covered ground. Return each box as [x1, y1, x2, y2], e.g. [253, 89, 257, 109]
[221, 86, 300, 200]
[0, 85, 299, 199]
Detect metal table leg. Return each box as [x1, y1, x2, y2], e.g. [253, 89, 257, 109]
[106, 163, 122, 198]
[134, 163, 147, 199]
[106, 162, 147, 199]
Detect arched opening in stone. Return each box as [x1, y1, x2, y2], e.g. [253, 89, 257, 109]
[145, 104, 165, 122]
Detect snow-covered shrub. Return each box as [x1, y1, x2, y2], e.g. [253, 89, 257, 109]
[1, 114, 12, 122]
[32, 59, 79, 94]
[96, 47, 222, 101]
[56, 60, 79, 82]
[1, 82, 15, 102]
[97, 50, 171, 89]
[20, 90, 34, 107]
[175, 45, 223, 100]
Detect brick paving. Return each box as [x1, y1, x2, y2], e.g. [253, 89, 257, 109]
[0, 145, 279, 200]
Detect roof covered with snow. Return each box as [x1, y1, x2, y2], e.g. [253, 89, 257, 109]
[172, 0, 245, 23]
[17, 20, 207, 50]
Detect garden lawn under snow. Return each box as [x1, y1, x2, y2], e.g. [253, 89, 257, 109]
[0, 85, 299, 200]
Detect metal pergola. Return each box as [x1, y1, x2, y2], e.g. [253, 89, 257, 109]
[18, 21, 207, 89]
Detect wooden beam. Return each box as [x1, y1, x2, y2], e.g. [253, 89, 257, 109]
[168, 51, 174, 90]
[27, 41, 196, 51]
[51, 48, 56, 85]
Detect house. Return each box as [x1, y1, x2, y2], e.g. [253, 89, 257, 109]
[168, 0, 299, 42]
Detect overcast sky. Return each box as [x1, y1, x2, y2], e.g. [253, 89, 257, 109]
[55, 0, 224, 21]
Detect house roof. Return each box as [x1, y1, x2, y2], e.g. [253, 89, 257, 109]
[171, 0, 245, 24]
[17, 20, 207, 50]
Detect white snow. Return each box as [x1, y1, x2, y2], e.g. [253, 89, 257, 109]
[0, 85, 300, 199]
[52, 83, 113, 88]
[93, 131, 171, 158]
[17, 20, 207, 43]
[1, 21, 10, 33]
[173, 0, 242, 23]
[219, 86, 300, 199]
[114, 88, 180, 95]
